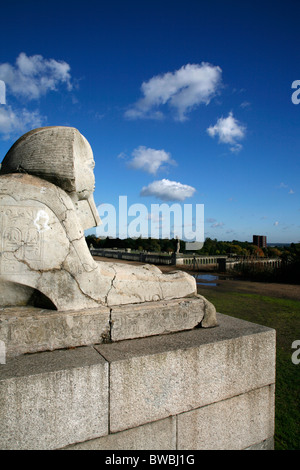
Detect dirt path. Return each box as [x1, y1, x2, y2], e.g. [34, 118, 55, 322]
[93, 256, 300, 301]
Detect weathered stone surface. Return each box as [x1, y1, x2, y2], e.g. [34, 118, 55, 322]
[63, 416, 176, 450]
[0, 172, 110, 311]
[0, 126, 200, 312]
[0, 313, 276, 450]
[0, 305, 110, 357]
[245, 437, 274, 450]
[110, 295, 217, 342]
[96, 313, 275, 433]
[0, 296, 216, 357]
[0, 346, 109, 450]
[177, 385, 275, 450]
[101, 261, 197, 307]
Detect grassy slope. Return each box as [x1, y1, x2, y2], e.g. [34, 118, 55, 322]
[197, 285, 300, 450]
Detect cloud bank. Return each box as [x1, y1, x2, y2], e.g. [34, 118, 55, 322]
[0, 53, 73, 139]
[0, 52, 72, 100]
[0, 106, 44, 140]
[125, 63, 222, 121]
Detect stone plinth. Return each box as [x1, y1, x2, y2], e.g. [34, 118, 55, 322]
[0, 296, 217, 357]
[0, 305, 110, 357]
[0, 313, 276, 450]
[110, 295, 214, 342]
[0, 347, 108, 450]
[95, 313, 275, 434]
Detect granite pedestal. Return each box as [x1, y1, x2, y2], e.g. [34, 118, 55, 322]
[0, 306, 276, 450]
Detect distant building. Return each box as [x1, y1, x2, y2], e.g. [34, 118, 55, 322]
[253, 235, 267, 248]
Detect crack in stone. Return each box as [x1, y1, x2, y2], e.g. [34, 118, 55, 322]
[60, 267, 109, 308]
[104, 265, 117, 305]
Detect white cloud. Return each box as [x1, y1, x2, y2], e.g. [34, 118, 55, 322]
[0, 53, 74, 139]
[240, 101, 251, 108]
[207, 112, 246, 152]
[0, 106, 44, 140]
[140, 178, 196, 201]
[278, 183, 295, 194]
[125, 63, 222, 121]
[274, 221, 279, 226]
[127, 146, 176, 175]
[0, 52, 72, 100]
[211, 221, 225, 228]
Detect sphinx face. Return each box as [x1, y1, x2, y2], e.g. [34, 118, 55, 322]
[0, 126, 101, 232]
[71, 134, 101, 230]
[73, 134, 96, 201]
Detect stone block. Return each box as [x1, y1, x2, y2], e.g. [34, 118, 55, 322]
[245, 437, 274, 450]
[0, 306, 110, 357]
[63, 416, 176, 450]
[96, 313, 275, 433]
[0, 296, 216, 358]
[177, 385, 275, 450]
[0, 347, 109, 450]
[110, 297, 207, 342]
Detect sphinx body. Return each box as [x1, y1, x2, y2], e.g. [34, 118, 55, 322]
[0, 127, 197, 311]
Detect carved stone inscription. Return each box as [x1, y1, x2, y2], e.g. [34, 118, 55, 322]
[0, 206, 44, 274]
[110, 298, 205, 341]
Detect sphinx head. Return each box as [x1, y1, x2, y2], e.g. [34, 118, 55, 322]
[0, 126, 101, 230]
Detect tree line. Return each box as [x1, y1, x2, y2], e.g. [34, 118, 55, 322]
[86, 235, 298, 259]
[86, 235, 180, 254]
[86, 236, 300, 283]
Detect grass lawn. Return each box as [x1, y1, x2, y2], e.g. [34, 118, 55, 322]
[197, 281, 300, 450]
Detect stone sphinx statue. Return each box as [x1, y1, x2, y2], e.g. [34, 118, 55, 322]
[0, 126, 201, 312]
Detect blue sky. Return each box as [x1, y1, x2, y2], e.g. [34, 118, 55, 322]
[0, 0, 299, 243]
